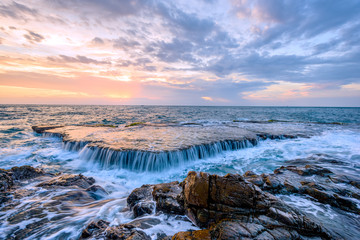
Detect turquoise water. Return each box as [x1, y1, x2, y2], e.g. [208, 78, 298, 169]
[0, 105, 359, 239]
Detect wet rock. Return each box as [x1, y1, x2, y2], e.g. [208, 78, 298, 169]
[133, 201, 155, 217]
[37, 174, 95, 189]
[80, 220, 151, 240]
[0, 170, 13, 192]
[285, 165, 333, 177]
[32, 125, 64, 134]
[129, 217, 161, 229]
[127, 184, 153, 208]
[244, 171, 264, 187]
[152, 181, 184, 215]
[156, 232, 171, 240]
[300, 182, 360, 214]
[10, 165, 45, 180]
[263, 175, 284, 191]
[80, 220, 109, 239]
[51, 190, 96, 204]
[127, 184, 155, 217]
[86, 185, 108, 200]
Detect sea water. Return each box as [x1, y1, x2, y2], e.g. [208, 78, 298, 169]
[0, 105, 359, 239]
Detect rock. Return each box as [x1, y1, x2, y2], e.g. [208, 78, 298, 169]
[80, 220, 109, 239]
[210, 220, 252, 239]
[0, 170, 13, 192]
[1, 166, 46, 192]
[129, 217, 161, 229]
[37, 174, 95, 189]
[172, 229, 211, 240]
[10, 165, 45, 180]
[127, 184, 155, 217]
[300, 182, 360, 214]
[32, 125, 64, 134]
[182, 171, 332, 239]
[127, 184, 153, 208]
[133, 201, 155, 217]
[127, 182, 185, 216]
[86, 185, 108, 200]
[152, 181, 184, 215]
[285, 165, 333, 177]
[183, 172, 209, 209]
[80, 220, 151, 240]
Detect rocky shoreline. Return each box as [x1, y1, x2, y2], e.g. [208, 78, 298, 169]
[1, 155, 359, 239]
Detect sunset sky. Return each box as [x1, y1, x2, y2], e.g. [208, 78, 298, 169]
[0, 0, 359, 106]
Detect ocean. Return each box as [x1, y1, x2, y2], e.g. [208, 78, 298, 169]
[0, 105, 359, 239]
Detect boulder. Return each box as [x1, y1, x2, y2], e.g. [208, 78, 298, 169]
[152, 181, 184, 215]
[182, 171, 331, 239]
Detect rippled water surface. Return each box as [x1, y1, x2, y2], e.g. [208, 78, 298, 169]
[0, 105, 359, 239]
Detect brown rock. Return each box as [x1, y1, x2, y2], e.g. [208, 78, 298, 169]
[172, 229, 211, 240]
[183, 171, 209, 208]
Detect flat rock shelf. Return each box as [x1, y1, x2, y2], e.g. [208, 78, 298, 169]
[32, 123, 313, 172]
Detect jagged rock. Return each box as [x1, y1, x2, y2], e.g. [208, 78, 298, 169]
[80, 220, 151, 240]
[182, 171, 331, 239]
[152, 181, 184, 215]
[37, 174, 95, 189]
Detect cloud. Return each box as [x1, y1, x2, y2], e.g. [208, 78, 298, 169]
[91, 37, 104, 45]
[113, 37, 140, 49]
[23, 30, 44, 43]
[46, 0, 147, 18]
[48, 55, 111, 65]
[202, 96, 213, 101]
[0, 1, 38, 20]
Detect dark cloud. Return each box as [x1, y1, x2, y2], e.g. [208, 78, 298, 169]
[91, 37, 104, 45]
[234, 0, 360, 49]
[48, 55, 111, 65]
[23, 30, 45, 43]
[0, 1, 38, 20]
[113, 37, 140, 49]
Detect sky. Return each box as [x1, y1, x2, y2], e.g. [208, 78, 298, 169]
[0, 0, 360, 106]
